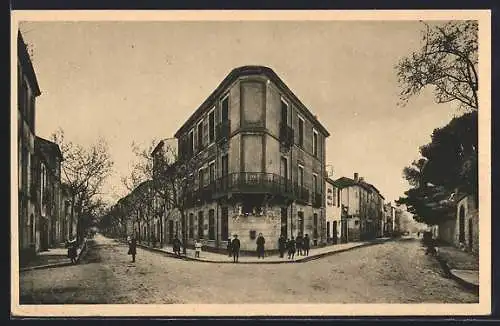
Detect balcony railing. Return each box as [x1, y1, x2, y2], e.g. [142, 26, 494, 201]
[279, 123, 294, 148]
[216, 120, 231, 143]
[214, 172, 294, 198]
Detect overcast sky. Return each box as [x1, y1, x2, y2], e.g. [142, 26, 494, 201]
[19, 20, 460, 205]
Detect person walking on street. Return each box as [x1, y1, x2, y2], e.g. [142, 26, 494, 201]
[173, 235, 182, 256]
[303, 233, 311, 256]
[278, 234, 286, 258]
[296, 234, 303, 256]
[256, 233, 266, 259]
[231, 234, 241, 263]
[67, 238, 78, 264]
[128, 235, 137, 263]
[287, 236, 296, 260]
[227, 238, 232, 257]
[194, 239, 203, 258]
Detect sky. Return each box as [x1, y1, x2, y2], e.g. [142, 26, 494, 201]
[18, 20, 460, 205]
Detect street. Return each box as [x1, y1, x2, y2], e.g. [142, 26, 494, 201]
[19, 234, 479, 304]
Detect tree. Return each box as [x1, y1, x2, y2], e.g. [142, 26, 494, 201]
[396, 21, 478, 111]
[51, 128, 114, 243]
[397, 112, 478, 225]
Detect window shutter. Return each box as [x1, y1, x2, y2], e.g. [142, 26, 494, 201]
[203, 117, 209, 147]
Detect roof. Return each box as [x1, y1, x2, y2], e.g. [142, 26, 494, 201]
[18, 31, 41, 97]
[174, 65, 330, 138]
[333, 176, 385, 200]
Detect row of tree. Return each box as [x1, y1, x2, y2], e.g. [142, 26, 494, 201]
[395, 21, 479, 226]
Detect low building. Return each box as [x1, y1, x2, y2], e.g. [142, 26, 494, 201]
[333, 173, 385, 242]
[325, 177, 342, 243]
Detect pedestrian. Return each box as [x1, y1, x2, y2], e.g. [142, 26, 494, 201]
[194, 239, 202, 258]
[173, 235, 182, 256]
[303, 233, 310, 256]
[67, 238, 78, 264]
[231, 234, 241, 263]
[278, 234, 286, 258]
[296, 233, 303, 256]
[128, 235, 137, 262]
[287, 236, 296, 260]
[227, 238, 232, 257]
[256, 232, 265, 259]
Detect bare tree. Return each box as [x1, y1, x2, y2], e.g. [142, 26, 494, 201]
[396, 20, 478, 111]
[51, 128, 114, 243]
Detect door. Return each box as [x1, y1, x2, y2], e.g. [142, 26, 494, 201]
[281, 207, 288, 237]
[168, 220, 174, 244]
[333, 221, 338, 244]
[459, 205, 465, 243]
[341, 220, 348, 243]
[221, 207, 229, 241]
[326, 221, 330, 241]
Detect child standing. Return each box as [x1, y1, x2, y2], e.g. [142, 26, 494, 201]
[194, 239, 203, 258]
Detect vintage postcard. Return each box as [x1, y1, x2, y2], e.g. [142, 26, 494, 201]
[11, 10, 491, 317]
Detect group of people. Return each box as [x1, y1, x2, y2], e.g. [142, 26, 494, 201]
[278, 233, 311, 259]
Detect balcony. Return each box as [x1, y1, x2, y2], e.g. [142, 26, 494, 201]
[279, 123, 294, 148]
[213, 172, 295, 199]
[216, 120, 231, 143]
[295, 185, 310, 204]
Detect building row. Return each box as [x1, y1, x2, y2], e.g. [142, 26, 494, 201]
[106, 66, 400, 253]
[17, 31, 75, 265]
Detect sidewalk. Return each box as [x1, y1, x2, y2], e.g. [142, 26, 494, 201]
[124, 237, 393, 264]
[435, 244, 479, 292]
[20, 239, 89, 272]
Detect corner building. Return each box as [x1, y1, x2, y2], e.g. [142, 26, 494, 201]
[175, 66, 330, 252]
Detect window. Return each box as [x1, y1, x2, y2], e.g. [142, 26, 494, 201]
[312, 173, 318, 195]
[198, 211, 204, 239]
[221, 154, 228, 176]
[298, 165, 304, 187]
[189, 213, 194, 239]
[281, 98, 288, 124]
[188, 130, 194, 155]
[337, 188, 341, 207]
[208, 209, 215, 240]
[208, 109, 215, 143]
[313, 129, 318, 157]
[298, 211, 304, 236]
[198, 168, 205, 189]
[209, 161, 215, 184]
[197, 121, 204, 150]
[298, 116, 304, 147]
[221, 96, 229, 121]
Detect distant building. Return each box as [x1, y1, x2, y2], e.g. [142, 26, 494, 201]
[18, 30, 42, 263]
[325, 177, 342, 243]
[383, 202, 396, 236]
[333, 173, 385, 241]
[173, 66, 330, 252]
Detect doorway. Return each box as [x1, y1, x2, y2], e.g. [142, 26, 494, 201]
[341, 220, 348, 243]
[459, 205, 465, 243]
[281, 207, 288, 237]
[333, 221, 338, 244]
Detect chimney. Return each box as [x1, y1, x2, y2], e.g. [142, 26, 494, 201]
[359, 177, 364, 183]
[354, 172, 359, 182]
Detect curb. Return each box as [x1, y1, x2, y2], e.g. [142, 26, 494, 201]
[435, 255, 479, 294]
[126, 237, 393, 265]
[20, 239, 89, 273]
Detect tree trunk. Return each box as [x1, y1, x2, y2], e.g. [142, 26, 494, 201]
[181, 210, 187, 255]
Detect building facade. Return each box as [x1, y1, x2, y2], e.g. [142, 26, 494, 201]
[174, 66, 330, 252]
[18, 31, 42, 262]
[383, 202, 396, 237]
[333, 173, 385, 242]
[325, 177, 342, 243]
[34, 137, 63, 251]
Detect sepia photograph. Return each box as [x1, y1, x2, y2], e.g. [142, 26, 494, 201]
[11, 10, 491, 317]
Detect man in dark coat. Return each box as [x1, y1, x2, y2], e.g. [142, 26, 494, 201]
[128, 236, 137, 262]
[296, 234, 303, 256]
[172, 235, 182, 256]
[287, 236, 296, 260]
[303, 233, 311, 256]
[256, 233, 265, 259]
[231, 234, 241, 263]
[278, 234, 286, 258]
